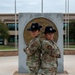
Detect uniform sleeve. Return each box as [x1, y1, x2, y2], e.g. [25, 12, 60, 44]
[56, 47, 61, 58]
[25, 39, 41, 56]
[42, 41, 53, 54]
[51, 47, 61, 58]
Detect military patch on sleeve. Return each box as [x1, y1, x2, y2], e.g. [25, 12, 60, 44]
[30, 41, 37, 48]
[31, 43, 35, 48]
[47, 45, 52, 50]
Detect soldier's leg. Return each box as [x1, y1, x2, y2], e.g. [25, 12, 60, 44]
[29, 67, 39, 75]
[42, 68, 57, 75]
[42, 68, 52, 75]
[50, 67, 57, 75]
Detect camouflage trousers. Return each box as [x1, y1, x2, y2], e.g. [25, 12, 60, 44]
[29, 67, 40, 75]
[41, 67, 57, 75]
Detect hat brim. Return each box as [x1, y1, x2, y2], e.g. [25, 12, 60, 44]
[27, 26, 42, 31]
[27, 28, 37, 31]
[44, 30, 56, 34]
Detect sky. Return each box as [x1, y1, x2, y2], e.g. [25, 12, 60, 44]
[0, 0, 75, 14]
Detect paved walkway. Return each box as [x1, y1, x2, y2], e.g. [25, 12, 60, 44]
[0, 56, 18, 75]
[64, 55, 75, 75]
[0, 55, 75, 75]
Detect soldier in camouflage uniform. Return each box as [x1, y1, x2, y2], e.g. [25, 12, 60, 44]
[24, 23, 42, 75]
[41, 26, 61, 75]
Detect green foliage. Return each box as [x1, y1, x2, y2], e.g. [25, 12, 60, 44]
[0, 20, 9, 39]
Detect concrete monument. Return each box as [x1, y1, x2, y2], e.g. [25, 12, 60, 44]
[19, 13, 64, 73]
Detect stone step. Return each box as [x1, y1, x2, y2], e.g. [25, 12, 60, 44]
[13, 71, 68, 75]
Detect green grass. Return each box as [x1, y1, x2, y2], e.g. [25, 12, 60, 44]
[64, 45, 75, 48]
[0, 45, 17, 51]
[69, 45, 75, 48]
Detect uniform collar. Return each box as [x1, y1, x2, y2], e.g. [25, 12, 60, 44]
[32, 35, 40, 39]
[45, 38, 54, 43]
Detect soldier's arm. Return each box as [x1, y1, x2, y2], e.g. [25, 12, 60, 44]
[42, 41, 52, 54]
[56, 48, 61, 58]
[51, 53, 61, 58]
[25, 39, 41, 56]
[23, 47, 31, 55]
[51, 47, 61, 58]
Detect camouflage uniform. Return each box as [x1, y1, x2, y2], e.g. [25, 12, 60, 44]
[24, 36, 42, 75]
[41, 39, 61, 75]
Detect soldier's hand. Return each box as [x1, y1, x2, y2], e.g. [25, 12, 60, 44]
[23, 48, 30, 54]
[26, 48, 30, 54]
[57, 54, 61, 58]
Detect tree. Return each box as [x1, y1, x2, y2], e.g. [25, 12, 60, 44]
[0, 20, 9, 40]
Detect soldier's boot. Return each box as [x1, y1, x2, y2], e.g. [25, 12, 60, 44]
[30, 72, 38, 75]
[29, 67, 39, 75]
[42, 68, 57, 75]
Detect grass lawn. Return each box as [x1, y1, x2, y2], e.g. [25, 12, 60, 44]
[64, 45, 75, 48]
[69, 45, 75, 48]
[0, 45, 17, 51]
